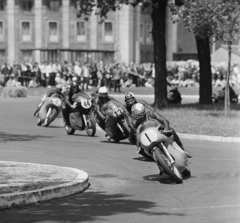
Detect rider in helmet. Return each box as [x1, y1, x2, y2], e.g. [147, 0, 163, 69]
[34, 84, 64, 117]
[130, 103, 192, 159]
[61, 77, 82, 128]
[124, 92, 154, 114]
[92, 86, 112, 133]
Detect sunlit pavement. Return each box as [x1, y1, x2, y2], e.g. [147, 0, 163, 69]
[0, 97, 240, 223]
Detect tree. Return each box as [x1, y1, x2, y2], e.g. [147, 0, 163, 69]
[76, 0, 175, 108]
[169, 0, 215, 105]
[171, 0, 240, 113]
[211, 0, 240, 114]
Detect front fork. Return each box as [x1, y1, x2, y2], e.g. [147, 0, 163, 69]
[152, 143, 175, 166]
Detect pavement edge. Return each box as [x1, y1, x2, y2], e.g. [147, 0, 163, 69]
[0, 162, 90, 210]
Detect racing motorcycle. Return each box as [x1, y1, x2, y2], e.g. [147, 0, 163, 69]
[65, 92, 96, 136]
[136, 119, 190, 184]
[34, 93, 63, 127]
[97, 99, 132, 143]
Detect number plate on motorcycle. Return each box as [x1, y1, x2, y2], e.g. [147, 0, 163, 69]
[81, 99, 92, 109]
[53, 98, 62, 107]
[113, 108, 123, 118]
[140, 130, 158, 146]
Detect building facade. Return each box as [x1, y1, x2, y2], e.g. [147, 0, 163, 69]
[0, 0, 154, 64]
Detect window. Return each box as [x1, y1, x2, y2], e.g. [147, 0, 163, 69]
[0, 21, 4, 42]
[49, 0, 61, 11]
[21, 0, 33, 11]
[146, 24, 152, 45]
[104, 22, 113, 42]
[76, 22, 86, 42]
[140, 24, 144, 44]
[21, 21, 31, 42]
[22, 50, 32, 62]
[49, 22, 58, 42]
[0, 0, 6, 11]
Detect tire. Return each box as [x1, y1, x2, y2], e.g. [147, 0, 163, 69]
[86, 115, 96, 136]
[65, 126, 75, 135]
[43, 108, 57, 127]
[37, 118, 42, 126]
[154, 147, 183, 184]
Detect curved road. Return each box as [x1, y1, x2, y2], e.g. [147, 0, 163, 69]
[0, 96, 240, 223]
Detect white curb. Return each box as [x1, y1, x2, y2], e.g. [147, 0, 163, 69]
[0, 162, 89, 210]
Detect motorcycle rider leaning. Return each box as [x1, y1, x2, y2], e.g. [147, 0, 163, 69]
[130, 102, 192, 159]
[62, 77, 82, 128]
[34, 84, 64, 117]
[93, 86, 113, 139]
[124, 92, 154, 113]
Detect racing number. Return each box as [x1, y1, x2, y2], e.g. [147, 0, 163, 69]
[113, 108, 123, 118]
[82, 99, 91, 109]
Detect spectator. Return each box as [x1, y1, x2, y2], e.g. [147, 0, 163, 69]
[82, 62, 90, 90]
[112, 63, 121, 92]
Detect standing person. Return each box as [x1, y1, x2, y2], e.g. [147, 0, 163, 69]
[104, 64, 112, 92]
[73, 61, 82, 81]
[82, 62, 90, 90]
[20, 62, 27, 86]
[32, 62, 41, 87]
[112, 63, 121, 92]
[1, 63, 11, 86]
[46, 63, 53, 88]
[90, 62, 98, 87]
[97, 62, 103, 88]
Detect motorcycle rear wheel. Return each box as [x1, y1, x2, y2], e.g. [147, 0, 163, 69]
[154, 147, 183, 184]
[86, 114, 96, 136]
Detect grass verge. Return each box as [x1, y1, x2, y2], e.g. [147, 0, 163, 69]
[160, 103, 240, 137]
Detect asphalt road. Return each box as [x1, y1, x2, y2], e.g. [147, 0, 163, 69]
[0, 96, 240, 223]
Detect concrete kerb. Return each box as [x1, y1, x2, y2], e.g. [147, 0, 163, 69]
[0, 162, 90, 210]
[178, 133, 240, 143]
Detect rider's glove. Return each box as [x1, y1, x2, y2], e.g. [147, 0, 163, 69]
[71, 102, 77, 109]
[103, 116, 108, 122]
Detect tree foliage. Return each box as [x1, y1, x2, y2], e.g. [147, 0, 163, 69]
[170, 0, 240, 113]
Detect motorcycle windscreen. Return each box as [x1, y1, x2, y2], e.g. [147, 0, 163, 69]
[138, 119, 160, 134]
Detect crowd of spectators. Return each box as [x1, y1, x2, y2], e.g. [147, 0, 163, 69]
[1, 60, 240, 91]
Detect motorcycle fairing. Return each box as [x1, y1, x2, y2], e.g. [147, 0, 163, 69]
[38, 97, 61, 121]
[69, 112, 85, 130]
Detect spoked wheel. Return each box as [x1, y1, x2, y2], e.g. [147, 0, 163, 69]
[86, 115, 96, 136]
[65, 125, 75, 135]
[154, 147, 183, 184]
[37, 119, 42, 126]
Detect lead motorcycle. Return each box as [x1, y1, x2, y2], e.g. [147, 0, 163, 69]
[34, 93, 63, 127]
[136, 119, 191, 184]
[65, 92, 96, 136]
[93, 96, 132, 143]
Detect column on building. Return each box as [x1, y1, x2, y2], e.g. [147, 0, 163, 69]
[62, 0, 70, 61]
[166, 7, 178, 61]
[35, 0, 42, 63]
[7, 0, 15, 63]
[118, 5, 131, 64]
[89, 11, 97, 61]
[135, 5, 141, 64]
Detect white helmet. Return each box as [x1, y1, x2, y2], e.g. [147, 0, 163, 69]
[98, 86, 108, 97]
[131, 103, 146, 120]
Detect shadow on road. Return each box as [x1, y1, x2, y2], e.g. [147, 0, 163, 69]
[100, 140, 131, 145]
[0, 132, 53, 143]
[0, 191, 185, 222]
[143, 174, 184, 185]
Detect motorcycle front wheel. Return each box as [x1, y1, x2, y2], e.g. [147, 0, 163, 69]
[44, 108, 57, 127]
[154, 147, 183, 184]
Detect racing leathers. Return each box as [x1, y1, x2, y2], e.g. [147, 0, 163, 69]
[61, 86, 82, 126]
